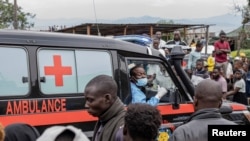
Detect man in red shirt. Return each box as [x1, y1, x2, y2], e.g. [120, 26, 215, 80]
[214, 30, 231, 75]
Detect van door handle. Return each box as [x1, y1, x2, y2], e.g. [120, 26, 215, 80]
[22, 76, 28, 83]
[40, 77, 46, 83]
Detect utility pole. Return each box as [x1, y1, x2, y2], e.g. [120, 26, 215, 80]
[13, 0, 18, 29]
[205, 25, 209, 55]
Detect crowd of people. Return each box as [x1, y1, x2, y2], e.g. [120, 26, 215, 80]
[147, 29, 250, 106]
[188, 30, 250, 106]
[150, 30, 187, 59]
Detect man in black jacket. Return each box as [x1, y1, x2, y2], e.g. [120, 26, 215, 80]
[84, 75, 126, 141]
[169, 79, 237, 141]
[166, 30, 187, 46]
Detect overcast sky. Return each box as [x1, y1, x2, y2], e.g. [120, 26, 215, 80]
[10, 0, 248, 20]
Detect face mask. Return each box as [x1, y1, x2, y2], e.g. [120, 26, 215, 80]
[136, 78, 148, 86]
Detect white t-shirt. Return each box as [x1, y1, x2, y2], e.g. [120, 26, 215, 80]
[234, 79, 246, 93]
[174, 41, 180, 45]
[226, 63, 233, 79]
[159, 39, 166, 48]
[191, 75, 204, 86]
[150, 46, 166, 57]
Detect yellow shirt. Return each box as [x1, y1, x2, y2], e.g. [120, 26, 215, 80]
[207, 55, 215, 72]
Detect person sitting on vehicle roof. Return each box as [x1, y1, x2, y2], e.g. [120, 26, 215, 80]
[129, 65, 167, 106]
[166, 30, 187, 46]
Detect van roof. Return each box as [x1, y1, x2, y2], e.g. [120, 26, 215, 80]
[0, 30, 160, 56]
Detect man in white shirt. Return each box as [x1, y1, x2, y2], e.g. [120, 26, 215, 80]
[155, 31, 166, 48]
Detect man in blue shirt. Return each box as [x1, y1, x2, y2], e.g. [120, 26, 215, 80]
[187, 41, 203, 75]
[129, 65, 167, 106]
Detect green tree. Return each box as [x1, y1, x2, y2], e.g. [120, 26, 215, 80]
[233, 0, 250, 55]
[0, 0, 35, 29]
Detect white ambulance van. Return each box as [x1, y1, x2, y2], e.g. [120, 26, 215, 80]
[0, 30, 249, 140]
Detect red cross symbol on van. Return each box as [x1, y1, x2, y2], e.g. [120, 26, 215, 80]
[44, 55, 72, 86]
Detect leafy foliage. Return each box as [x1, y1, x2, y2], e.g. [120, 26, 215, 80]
[0, 0, 35, 29]
[230, 49, 250, 59]
[233, 0, 250, 24]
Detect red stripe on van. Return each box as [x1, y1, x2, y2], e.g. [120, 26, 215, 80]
[230, 103, 247, 111]
[0, 104, 194, 127]
[0, 110, 97, 126]
[158, 104, 194, 115]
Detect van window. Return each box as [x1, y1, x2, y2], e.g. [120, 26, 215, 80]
[0, 47, 29, 96]
[127, 59, 177, 103]
[38, 49, 112, 94]
[75, 51, 113, 90]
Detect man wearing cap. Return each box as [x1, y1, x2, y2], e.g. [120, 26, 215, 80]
[214, 30, 231, 76]
[240, 52, 248, 64]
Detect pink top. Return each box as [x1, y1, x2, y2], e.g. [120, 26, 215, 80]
[217, 76, 227, 93]
[214, 40, 230, 63]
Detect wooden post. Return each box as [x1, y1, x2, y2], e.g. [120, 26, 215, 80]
[87, 25, 91, 35]
[183, 27, 187, 43]
[150, 26, 153, 38]
[123, 25, 128, 35]
[205, 25, 209, 54]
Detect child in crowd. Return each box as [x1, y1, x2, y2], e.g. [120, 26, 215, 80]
[223, 69, 248, 105]
[191, 59, 209, 86]
[207, 50, 215, 74]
